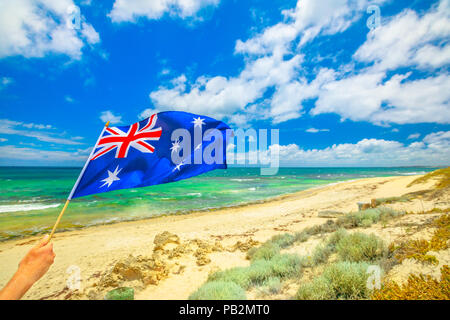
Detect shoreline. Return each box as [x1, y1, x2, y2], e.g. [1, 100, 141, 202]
[1, 177, 359, 242]
[0, 174, 442, 299]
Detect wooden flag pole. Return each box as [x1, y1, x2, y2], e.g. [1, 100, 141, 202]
[48, 199, 70, 241]
[47, 121, 110, 241]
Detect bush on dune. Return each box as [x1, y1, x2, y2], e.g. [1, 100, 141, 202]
[336, 207, 403, 229]
[297, 261, 371, 300]
[247, 242, 280, 261]
[261, 277, 282, 295]
[326, 228, 348, 248]
[296, 277, 335, 300]
[322, 261, 371, 299]
[269, 233, 296, 248]
[189, 281, 246, 300]
[208, 253, 303, 290]
[336, 232, 386, 263]
[207, 267, 252, 289]
[309, 243, 334, 266]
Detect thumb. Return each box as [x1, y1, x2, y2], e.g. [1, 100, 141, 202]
[36, 234, 50, 248]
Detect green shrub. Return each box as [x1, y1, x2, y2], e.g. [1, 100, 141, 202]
[189, 281, 247, 300]
[104, 287, 134, 300]
[269, 233, 296, 248]
[294, 230, 311, 243]
[336, 207, 404, 229]
[209, 254, 302, 289]
[269, 254, 303, 278]
[322, 261, 371, 299]
[296, 277, 335, 300]
[310, 244, 334, 266]
[208, 267, 252, 289]
[326, 228, 348, 248]
[262, 277, 282, 294]
[336, 233, 385, 263]
[247, 242, 280, 261]
[245, 260, 275, 285]
[375, 196, 410, 206]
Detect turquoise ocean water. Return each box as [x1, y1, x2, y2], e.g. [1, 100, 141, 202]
[0, 166, 439, 240]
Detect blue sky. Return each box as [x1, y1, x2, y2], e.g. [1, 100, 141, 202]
[0, 0, 449, 166]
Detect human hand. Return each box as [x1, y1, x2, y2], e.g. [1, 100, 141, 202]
[0, 234, 55, 300]
[17, 234, 56, 286]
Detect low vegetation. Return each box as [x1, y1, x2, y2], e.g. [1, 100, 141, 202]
[297, 261, 371, 300]
[389, 213, 449, 265]
[375, 196, 410, 206]
[189, 253, 303, 299]
[188, 281, 247, 300]
[292, 207, 404, 246]
[336, 233, 386, 263]
[372, 265, 450, 300]
[407, 167, 450, 189]
[190, 199, 449, 300]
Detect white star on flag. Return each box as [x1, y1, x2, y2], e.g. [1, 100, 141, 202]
[171, 139, 181, 154]
[173, 159, 186, 172]
[192, 117, 205, 128]
[100, 165, 122, 188]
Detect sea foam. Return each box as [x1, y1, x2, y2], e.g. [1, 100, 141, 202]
[0, 203, 61, 213]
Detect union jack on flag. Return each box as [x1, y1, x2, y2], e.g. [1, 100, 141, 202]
[91, 114, 162, 160]
[68, 111, 230, 199]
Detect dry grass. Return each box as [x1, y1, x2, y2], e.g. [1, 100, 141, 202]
[390, 213, 449, 264]
[372, 265, 450, 300]
[407, 167, 450, 189]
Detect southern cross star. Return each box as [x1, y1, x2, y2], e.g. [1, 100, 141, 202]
[100, 165, 122, 188]
[192, 117, 205, 128]
[172, 160, 185, 172]
[171, 139, 181, 154]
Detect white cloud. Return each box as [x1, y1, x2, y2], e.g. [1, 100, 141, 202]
[270, 131, 450, 166]
[109, 0, 220, 23]
[148, 0, 391, 124]
[151, 53, 303, 121]
[306, 128, 330, 133]
[236, 0, 389, 56]
[0, 144, 88, 164]
[0, 0, 100, 59]
[138, 108, 162, 120]
[354, 0, 450, 71]
[65, 95, 75, 103]
[407, 133, 420, 140]
[100, 110, 122, 124]
[149, 0, 450, 126]
[0, 138, 7, 142]
[311, 72, 450, 125]
[307, 0, 450, 125]
[0, 76, 13, 89]
[0, 119, 82, 145]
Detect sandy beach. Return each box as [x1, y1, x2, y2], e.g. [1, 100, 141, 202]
[0, 174, 447, 300]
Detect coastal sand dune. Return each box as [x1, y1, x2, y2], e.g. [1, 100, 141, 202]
[0, 174, 442, 299]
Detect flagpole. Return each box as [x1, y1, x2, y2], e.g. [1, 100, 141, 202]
[48, 121, 110, 241]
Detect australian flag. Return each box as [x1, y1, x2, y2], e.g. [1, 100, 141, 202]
[69, 111, 231, 199]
